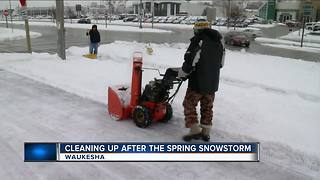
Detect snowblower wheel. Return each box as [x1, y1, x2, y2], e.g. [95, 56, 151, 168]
[133, 106, 152, 128]
[161, 103, 173, 123]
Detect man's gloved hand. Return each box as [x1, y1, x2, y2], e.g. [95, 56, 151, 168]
[177, 68, 188, 81]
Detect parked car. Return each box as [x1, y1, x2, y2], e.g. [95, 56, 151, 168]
[285, 20, 300, 28]
[165, 17, 176, 23]
[180, 20, 188, 24]
[159, 17, 167, 23]
[145, 18, 153, 23]
[173, 19, 181, 24]
[216, 21, 226, 26]
[313, 25, 320, 31]
[224, 32, 250, 47]
[77, 18, 91, 24]
[235, 22, 249, 28]
[132, 18, 139, 22]
[153, 18, 160, 23]
[123, 16, 136, 22]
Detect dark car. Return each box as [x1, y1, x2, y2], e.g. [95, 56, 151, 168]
[285, 20, 300, 28]
[224, 32, 250, 47]
[77, 18, 91, 24]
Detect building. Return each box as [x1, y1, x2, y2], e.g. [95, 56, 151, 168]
[258, 0, 276, 20]
[276, 0, 301, 22]
[179, 2, 207, 16]
[132, 1, 180, 16]
[258, 0, 320, 22]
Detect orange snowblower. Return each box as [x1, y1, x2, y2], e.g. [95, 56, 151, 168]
[108, 52, 183, 128]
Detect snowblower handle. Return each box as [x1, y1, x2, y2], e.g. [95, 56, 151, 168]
[142, 67, 164, 76]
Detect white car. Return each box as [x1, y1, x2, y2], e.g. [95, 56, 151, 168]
[305, 22, 316, 30]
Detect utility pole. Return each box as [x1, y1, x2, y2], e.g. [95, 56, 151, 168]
[227, 0, 231, 29]
[56, 0, 66, 60]
[301, 16, 305, 48]
[8, 0, 13, 32]
[151, 0, 154, 29]
[19, 0, 32, 53]
[139, 0, 142, 29]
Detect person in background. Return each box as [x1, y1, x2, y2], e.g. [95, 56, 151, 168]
[86, 24, 100, 56]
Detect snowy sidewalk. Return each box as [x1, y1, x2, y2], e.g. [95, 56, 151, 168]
[0, 27, 41, 41]
[0, 41, 319, 178]
[0, 70, 311, 180]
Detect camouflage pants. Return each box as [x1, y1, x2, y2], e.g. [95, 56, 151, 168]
[183, 89, 215, 128]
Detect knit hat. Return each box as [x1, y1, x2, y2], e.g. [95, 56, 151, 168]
[193, 21, 210, 30]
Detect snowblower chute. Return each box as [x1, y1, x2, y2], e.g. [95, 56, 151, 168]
[107, 52, 183, 128]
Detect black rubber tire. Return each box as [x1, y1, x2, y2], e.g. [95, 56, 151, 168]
[161, 103, 173, 123]
[133, 106, 152, 128]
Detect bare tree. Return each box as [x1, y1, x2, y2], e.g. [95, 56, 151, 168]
[222, 0, 246, 28]
[66, 7, 75, 18]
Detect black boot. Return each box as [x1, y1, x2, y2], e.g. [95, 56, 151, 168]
[182, 124, 202, 142]
[201, 124, 212, 142]
[201, 134, 210, 142]
[183, 133, 202, 142]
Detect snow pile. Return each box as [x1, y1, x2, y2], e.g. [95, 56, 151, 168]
[280, 29, 320, 44]
[0, 27, 41, 41]
[249, 23, 279, 28]
[0, 41, 320, 177]
[255, 37, 320, 53]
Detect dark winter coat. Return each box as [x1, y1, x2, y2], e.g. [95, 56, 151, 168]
[182, 29, 224, 94]
[87, 29, 101, 43]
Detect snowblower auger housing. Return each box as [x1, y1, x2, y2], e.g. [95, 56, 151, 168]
[108, 52, 181, 128]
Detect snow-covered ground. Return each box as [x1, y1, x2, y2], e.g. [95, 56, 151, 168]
[0, 27, 41, 41]
[0, 20, 172, 33]
[248, 23, 280, 29]
[255, 37, 320, 53]
[88, 20, 262, 34]
[0, 41, 319, 178]
[0, 19, 262, 34]
[280, 29, 320, 44]
[255, 29, 320, 53]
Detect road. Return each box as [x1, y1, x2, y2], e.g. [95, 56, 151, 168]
[0, 22, 319, 62]
[0, 69, 313, 180]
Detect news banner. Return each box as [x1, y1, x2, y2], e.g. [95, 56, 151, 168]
[24, 142, 259, 162]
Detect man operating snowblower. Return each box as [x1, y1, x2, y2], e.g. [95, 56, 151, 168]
[167, 21, 225, 142]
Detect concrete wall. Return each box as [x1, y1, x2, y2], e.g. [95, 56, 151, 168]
[180, 2, 207, 16]
[276, 0, 301, 10]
